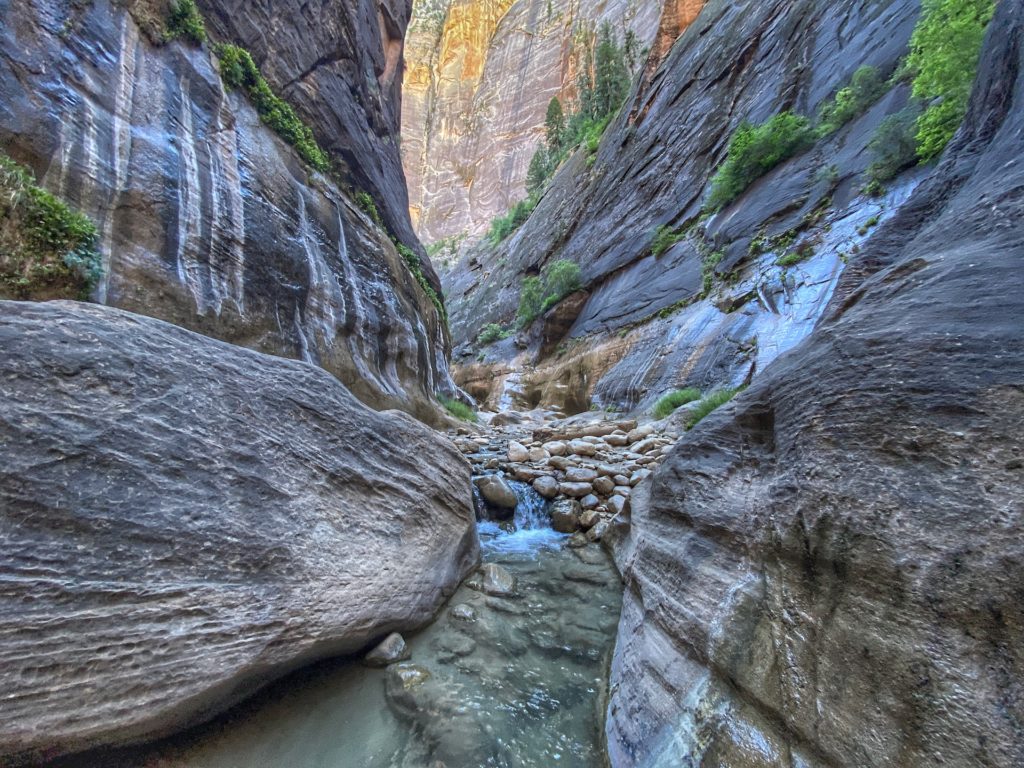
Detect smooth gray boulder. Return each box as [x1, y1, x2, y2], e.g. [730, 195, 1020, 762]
[364, 633, 411, 668]
[474, 474, 519, 510]
[0, 301, 479, 763]
[480, 564, 517, 597]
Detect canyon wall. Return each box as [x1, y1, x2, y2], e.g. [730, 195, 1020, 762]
[401, 0, 663, 246]
[609, 1, 1024, 763]
[444, 0, 921, 418]
[0, 0, 452, 422]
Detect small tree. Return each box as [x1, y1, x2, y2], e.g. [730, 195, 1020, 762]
[542, 259, 582, 300]
[545, 97, 566, 153]
[593, 22, 629, 119]
[526, 148, 550, 198]
[516, 276, 544, 328]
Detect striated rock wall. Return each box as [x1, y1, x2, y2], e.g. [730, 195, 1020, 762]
[444, 0, 923, 417]
[0, 0, 453, 422]
[401, 0, 664, 245]
[607, 1, 1024, 764]
[0, 301, 479, 763]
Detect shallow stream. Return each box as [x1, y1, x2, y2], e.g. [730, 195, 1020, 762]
[100, 485, 623, 768]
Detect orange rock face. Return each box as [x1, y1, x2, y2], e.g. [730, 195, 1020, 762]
[401, 0, 663, 246]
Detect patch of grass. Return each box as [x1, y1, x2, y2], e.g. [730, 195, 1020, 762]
[478, 323, 512, 345]
[488, 195, 539, 244]
[439, 395, 477, 422]
[653, 388, 702, 419]
[816, 66, 886, 137]
[166, 0, 205, 45]
[216, 44, 330, 172]
[0, 154, 102, 300]
[685, 387, 743, 430]
[706, 112, 815, 212]
[651, 225, 685, 257]
[776, 239, 816, 268]
[906, 0, 996, 162]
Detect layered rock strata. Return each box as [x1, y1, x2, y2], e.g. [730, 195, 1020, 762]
[607, 1, 1024, 764]
[401, 0, 663, 245]
[0, 0, 451, 421]
[0, 301, 479, 764]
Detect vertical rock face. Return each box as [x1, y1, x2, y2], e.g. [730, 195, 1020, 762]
[401, 0, 663, 245]
[0, 301, 480, 763]
[607, 2, 1024, 765]
[443, 0, 923, 416]
[0, 0, 453, 422]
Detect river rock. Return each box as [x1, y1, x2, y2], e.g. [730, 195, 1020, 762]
[480, 564, 516, 597]
[605, 433, 630, 447]
[586, 519, 611, 542]
[528, 446, 549, 462]
[507, 441, 530, 462]
[566, 532, 590, 549]
[593, 476, 616, 496]
[450, 604, 478, 622]
[550, 499, 583, 533]
[626, 425, 655, 444]
[474, 475, 518, 510]
[559, 482, 594, 499]
[567, 439, 598, 457]
[630, 469, 653, 486]
[364, 633, 411, 667]
[386, 663, 432, 692]
[0, 301, 478, 763]
[565, 467, 599, 483]
[608, 494, 630, 517]
[579, 509, 601, 530]
[544, 440, 568, 456]
[581, 494, 600, 510]
[533, 475, 560, 499]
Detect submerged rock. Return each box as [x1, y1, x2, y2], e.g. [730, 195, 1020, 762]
[364, 633, 411, 668]
[551, 499, 583, 534]
[0, 302, 479, 763]
[480, 564, 517, 597]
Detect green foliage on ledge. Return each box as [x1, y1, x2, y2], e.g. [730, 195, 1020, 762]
[685, 387, 743, 430]
[515, 259, 582, 329]
[216, 44, 331, 172]
[0, 154, 102, 300]
[652, 388, 701, 420]
[816, 65, 886, 137]
[438, 395, 477, 422]
[478, 323, 512, 345]
[166, 0, 206, 45]
[396, 242, 447, 323]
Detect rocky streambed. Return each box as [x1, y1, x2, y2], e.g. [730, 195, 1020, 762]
[63, 425, 630, 768]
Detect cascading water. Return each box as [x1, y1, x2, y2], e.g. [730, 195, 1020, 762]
[102, 475, 622, 768]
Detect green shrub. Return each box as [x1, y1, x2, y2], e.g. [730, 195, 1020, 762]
[396, 242, 446, 322]
[488, 195, 539, 244]
[652, 388, 701, 419]
[478, 323, 512, 345]
[816, 66, 886, 136]
[0, 154, 102, 300]
[439, 395, 477, 422]
[167, 0, 206, 45]
[706, 112, 815, 211]
[776, 240, 815, 267]
[515, 260, 582, 328]
[685, 387, 742, 430]
[701, 250, 724, 295]
[516, 275, 544, 328]
[866, 103, 923, 181]
[651, 225, 685, 257]
[216, 44, 330, 172]
[906, 0, 996, 161]
[355, 191, 383, 227]
[542, 259, 582, 300]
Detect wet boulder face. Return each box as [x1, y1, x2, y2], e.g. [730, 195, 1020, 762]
[607, 5, 1024, 766]
[0, 0, 453, 423]
[0, 301, 480, 763]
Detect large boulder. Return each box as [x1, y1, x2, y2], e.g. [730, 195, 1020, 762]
[0, 301, 479, 763]
[606, 5, 1024, 767]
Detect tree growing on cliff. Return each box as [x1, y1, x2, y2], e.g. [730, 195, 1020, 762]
[545, 98, 566, 153]
[593, 22, 630, 119]
[526, 149, 551, 198]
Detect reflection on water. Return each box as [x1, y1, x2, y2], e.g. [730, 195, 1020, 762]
[91, 487, 623, 768]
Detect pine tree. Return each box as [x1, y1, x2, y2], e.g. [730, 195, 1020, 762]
[526, 148, 550, 197]
[545, 97, 565, 153]
[593, 22, 629, 118]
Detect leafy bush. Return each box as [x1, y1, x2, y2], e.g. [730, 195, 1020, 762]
[167, 0, 206, 45]
[396, 242, 446, 322]
[515, 259, 582, 329]
[685, 387, 742, 430]
[478, 323, 512, 345]
[906, 0, 996, 161]
[488, 195, 539, 244]
[355, 191, 383, 227]
[439, 395, 477, 422]
[816, 66, 886, 136]
[866, 103, 923, 181]
[216, 44, 330, 172]
[0, 154, 102, 300]
[651, 225, 685, 257]
[701, 250, 724, 295]
[652, 388, 701, 419]
[706, 112, 815, 211]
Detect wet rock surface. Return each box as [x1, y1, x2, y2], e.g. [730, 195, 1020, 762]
[0, 301, 479, 763]
[0, 0, 452, 421]
[606, 3, 1024, 766]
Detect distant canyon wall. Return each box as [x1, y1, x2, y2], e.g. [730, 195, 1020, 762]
[401, 0, 666, 246]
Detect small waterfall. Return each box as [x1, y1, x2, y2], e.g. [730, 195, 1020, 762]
[507, 480, 549, 530]
[476, 477, 563, 557]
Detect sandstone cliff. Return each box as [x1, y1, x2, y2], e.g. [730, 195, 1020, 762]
[401, 0, 663, 246]
[0, 0, 452, 422]
[0, 301, 479, 763]
[608, 1, 1024, 762]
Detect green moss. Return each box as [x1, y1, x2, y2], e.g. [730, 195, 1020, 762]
[706, 112, 815, 212]
[685, 387, 743, 430]
[0, 154, 102, 300]
[652, 388, 701, 419]
[166, 0, 205, 45]
[216, 44, 330, 172]
[438, 395, 477, 422]
[651, 225, 685, 257]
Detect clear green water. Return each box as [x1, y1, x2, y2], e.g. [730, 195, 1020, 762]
[98, 500, 623, 768]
